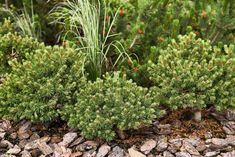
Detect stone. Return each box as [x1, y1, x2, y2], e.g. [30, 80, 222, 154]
[0, 132, 5, 139]
[37, 142, 53, 155]
[196, 143, 207, 152]
[175, 152, 191, 157]
[108, 146, 124, 157]
[18, 139, 28, 148]
[169, 138, 182, 148]
[21, 150, 32, 157]
[163, 151, 174, 157]
[6, 145, 21, 155]
[225, 135, 235, 146]
[226, 109, 235, 121]
[156, 142, 168, 152]
[58, 132, 78, 147]
[128, 147, 146, 157]
[96, 144, 111, 157]
[25, 136, 50, 150]
[53, 144, 72, 157]
[205, 151, 219, 157]
[204, 132, 213, 139]
[0, 140, 14, 148]
[223, 122, 235, 135]
[140, 139, 157, 154]
[29, 133, 40, 141]
[18, 121, 31, 140]
[182, 141, 200, 155]
[183, 138, 200, 147]
[71, 152, 83, 157]
[0, 120, 11, 131]
[221, 150, 235, 157]
[70, 137, 84, 147]
[9, 133, 17, 140]
[82, 150, 96, 157]
[211, 138, 228, 148]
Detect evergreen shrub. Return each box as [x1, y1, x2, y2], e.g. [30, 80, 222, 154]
[0, 46, 86, 122]
[149, 33, 235, 111]
[62, 72, 164, 140]
[0, 32, 44, 76]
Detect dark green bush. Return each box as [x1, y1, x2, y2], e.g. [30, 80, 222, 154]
[0, 32, 44, 76]
[0, 46, 86, 122]
[149, 33, 235, 111]
[62, 72, 164, 140]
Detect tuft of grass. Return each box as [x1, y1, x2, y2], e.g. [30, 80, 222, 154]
[50, 0, 131, 80]
[0, 0, 41, 40]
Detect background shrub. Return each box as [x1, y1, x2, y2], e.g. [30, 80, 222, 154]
[0, 32, 44, 77]
[0, 46, 86, 122]
[148, 33, 235, 111]
[62, 72, 164, 140]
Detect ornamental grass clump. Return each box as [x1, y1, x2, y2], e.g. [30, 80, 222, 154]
[0, 32, 44, 77]
[149, 33, 235, 111]
[62, 72, 164, 140]
[0, 46, 86, 122]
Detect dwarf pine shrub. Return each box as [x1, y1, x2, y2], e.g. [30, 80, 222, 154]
[149, 33, 235, 111]
[0, 46, 86, 122]
[62, 72, 164, 140]
[0, 32, 44, 77]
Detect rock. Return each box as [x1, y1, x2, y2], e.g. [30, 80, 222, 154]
[128, 147, 146, 157]
[226, 109, 235, 121]
[25, 136, 50, 150]
[53, 144, 72, 157]
[183, 138, 200, 147]
[18, 139, 28, 148]
[51, 135, 62, 144]
[70, 137, 84, 147]
[223, 122, 235, 135]
[82, 150, 96, 157]
[169, 138, 182, 148]
[58, 132, 78, 147]
[182, 141, 200, 155]
[108, 146, 124, 157]
[204, 132, 213, 139]
[30, 148, 42, 157]
[225, 135, 235, 146]
[0, 140, 14, 148]
[21, 150, 32, 157]
[78, 141, 98, 151]
[29, 133, 40, 141]
[205, 151, 219, 157]
[221, 150, 235, 157]
[175, 152, 191, 157]
[196, 143, 207, 152]
[157, 124, 171, 129]
[6, 145, 21, 155]
[163, 151, 174, 157]
[96, 144, 111, 157]
[37, 142, 53, 155]
[18, 121, 31, 140]
[9, 133, 17, 140]
[156, 142, 168, 152]
[18, 121, 31, 133]
[140, 139, 157, 154]
[71, 151, 83, 157]
[0, 132, 6, 139]
[0, 120, 11, 131]
[211, 138, 228, 148]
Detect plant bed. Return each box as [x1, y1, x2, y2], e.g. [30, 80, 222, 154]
[0, 109, 234, 157]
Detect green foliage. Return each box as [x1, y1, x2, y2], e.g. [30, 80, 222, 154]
[149, 33, 235, 111]
[0, 19, 14, 35]
[50, 0, 130, 80]
[0, 0, 42, 40]
[0, 45, 86, 122]
[0, 32, 44, 77]
[62, 72, 164, 140]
